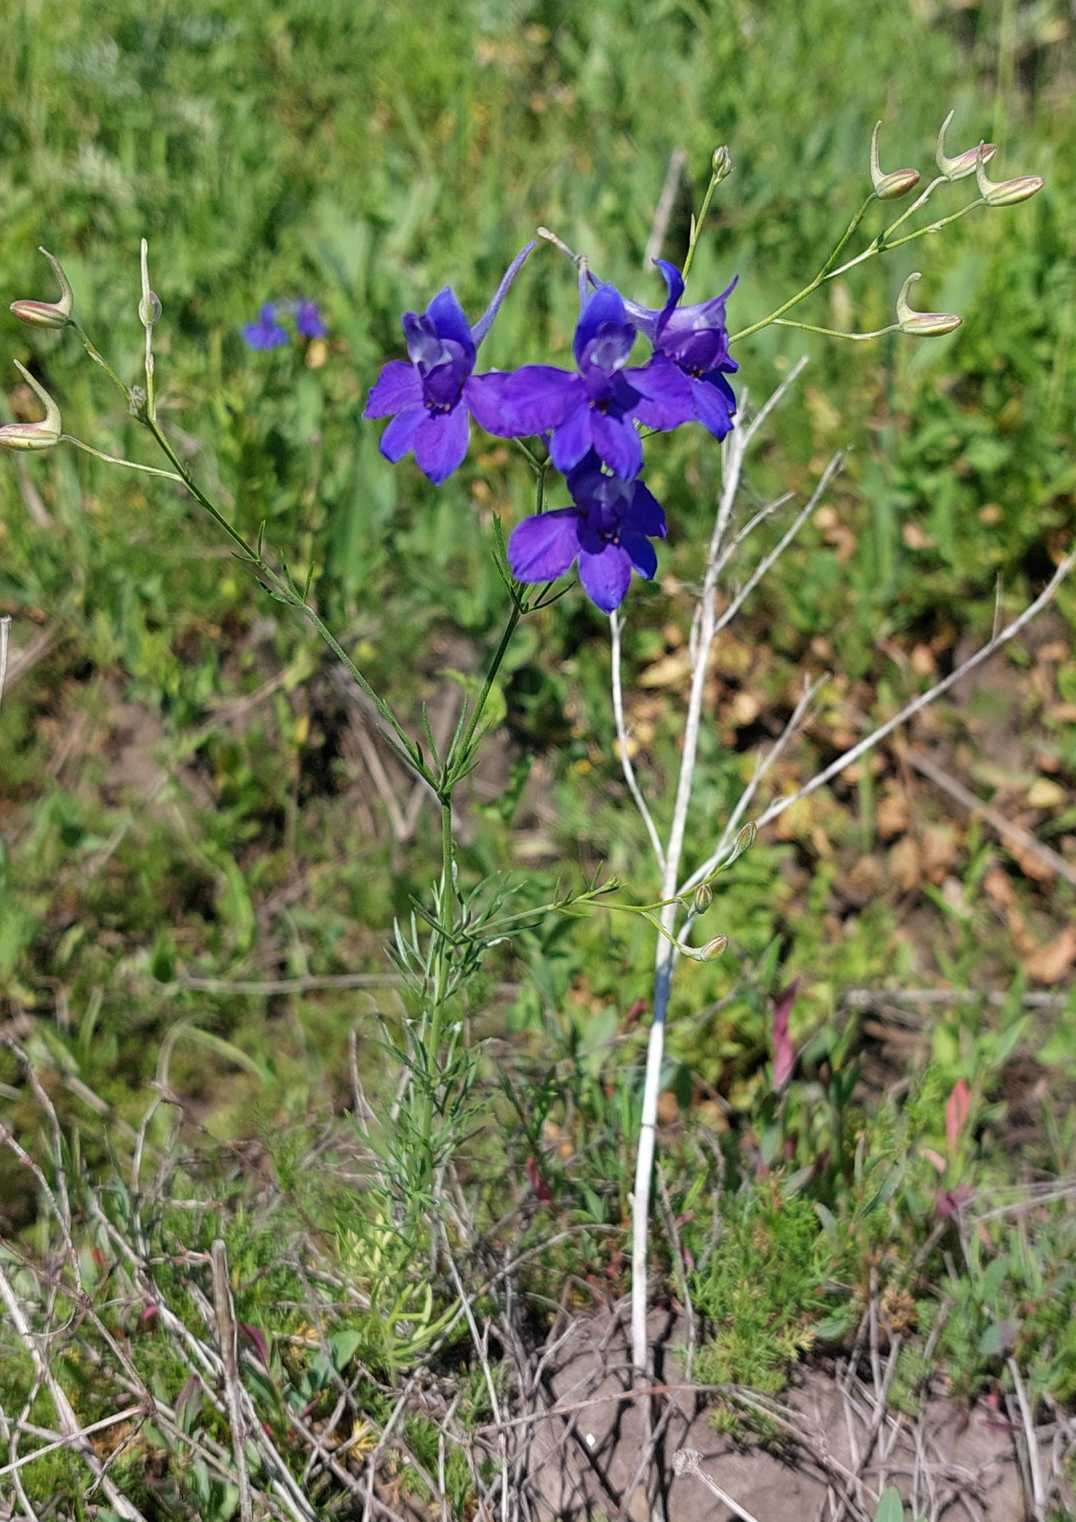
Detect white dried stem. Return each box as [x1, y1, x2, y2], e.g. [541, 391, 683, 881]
[681, 673, 825, 898]
[610, 610, 665, 872]
[211, 1240, 253, 1522]
[629, 365, 811, 1373]
[0, 1264, 148, 1521]
[674, 1447, 763, 1522]
[0, 1404, 145, 1481]
[644, 147, 688, 268]
[0, 616, 10, 712]
[709, 451, 843, 644]
[443, 1234, 508, 1522]
[1008, 1358, 1046, 1519]
[749, 547, 1076, 837]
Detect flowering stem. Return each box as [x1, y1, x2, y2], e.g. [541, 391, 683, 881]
[729, 190, 983, 345]
[771, 319, 898, 341]
[826, 196, 985, 277]
[70, 321, 130, 403]
[681, 169, 721, 285]
[62, 435, 184, 481]
[142, 415, 428, 786]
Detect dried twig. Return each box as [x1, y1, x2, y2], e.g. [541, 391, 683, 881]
[674, 1447, 763, 1522]
[748, 548, 1076, 837]
[0, 616, 10, 711]
[211, 1240, 253, 1522]
[644, 147, 688, 268]
[0, 1264, 148, 1522]
[610, 609, 665, 872]
[904, 745, 1076, 888]
[1008, 1357, 1046, 1520]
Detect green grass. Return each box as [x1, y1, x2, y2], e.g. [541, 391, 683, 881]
[1, 0, 1075, 1515]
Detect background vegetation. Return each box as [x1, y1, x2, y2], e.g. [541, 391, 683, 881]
[0, 0, 1073, 1516]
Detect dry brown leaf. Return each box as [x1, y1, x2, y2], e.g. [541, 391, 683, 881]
[1023, 926, 1076, 985]
[638, 651, 694, 688]
[1026, 777, 1066, 809]
[876, 788, 910, 839]
[889, 835, 922, 892]
[729, 690, 761, 728]
[1010, 840, 1058, 885]
[902, 521, 935, 550]
[983, 866, 1016, 910]
[923, 825, 958, 883]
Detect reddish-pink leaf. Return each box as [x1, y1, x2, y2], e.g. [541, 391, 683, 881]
[771, 978, 800, 1091]
[946, 1078, 971, 1149]
[526, 1155, 553, 1204]
[239, 1322, 270, 1368]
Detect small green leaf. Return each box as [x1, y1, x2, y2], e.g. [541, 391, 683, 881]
[875, 1486, 904, 1522]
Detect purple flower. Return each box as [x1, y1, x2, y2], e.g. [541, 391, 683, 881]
[241, 303, 290, 350]
[295, 300, 326, 339]
[623, 261, 739, 440]
[470, 283, 667, 480]
[507, 453, 666, 613]
[363, 242, 537, 484]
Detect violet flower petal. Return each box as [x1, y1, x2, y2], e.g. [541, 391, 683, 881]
[690, 375, 736, 439]
[550, 403, 594, 474]
[466, 366, 579, 437]
[470, 240, 539, 346]
[625, 354, 694, 431]
[412, 406, 470, 484]
[621, 531, 657, 580]
[578, 542, 633, 612]
[364, 360, 423, 418]
[508, 508, 583, 582]
[379, 405, 424, 462]
[590, 409, 643, 479]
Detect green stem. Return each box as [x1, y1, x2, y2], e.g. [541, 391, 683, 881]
[62, 435, 183, 481]
[71, 322, 131, 403]
[446, 463, 547, 783]
[144, 415, 428, 784]
[681, 171, 720, 284]
[729, 190, 983, 346]
[827, 197, 985, 276]
[771, 319, 898, 341]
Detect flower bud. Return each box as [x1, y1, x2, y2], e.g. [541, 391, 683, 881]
[896, 272, 962, 336]
[677, 932, 727, 963]
[138, 238, 162, 327]
[692, 881, 713, 914]
[935, 110, 996, 181]
[870, 122, 920, 200]
[975, 143, 1044, 206]
[711, 145, 733, 184]
[9, 247, 74, 330]
[0, 360, 62, 450]
[139, 291, 162, 327]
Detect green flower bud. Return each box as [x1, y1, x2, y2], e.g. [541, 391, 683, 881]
[139, 291, 162, 327]
[896, 273, 962, 336]
[935, 110, 996, 180]
[9, 248, 73, 330]
[711, 145, 733, 183]
[692, 881, 714, 914]
[975, 143, 1044, 206]
[0, 360, 62, 450]
[870, 122, 920, 200]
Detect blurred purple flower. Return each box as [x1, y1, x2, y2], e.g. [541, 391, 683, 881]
[507, 452, 666, 613]
[295, 299, 326, 339]
[363, 242, 537, 484]
[623, 260, 739, 439]
[241, 303, 289, 350]
[470, 283, 667, 479]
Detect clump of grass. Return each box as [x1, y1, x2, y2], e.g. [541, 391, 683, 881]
[691, 1183, 835, 1396]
